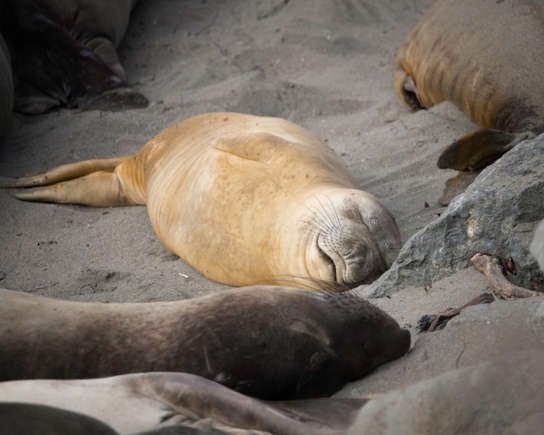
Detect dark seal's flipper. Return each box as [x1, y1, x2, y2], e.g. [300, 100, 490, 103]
[437, 129, 535, 171]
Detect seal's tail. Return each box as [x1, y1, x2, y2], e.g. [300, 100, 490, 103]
[3, 156, 140, 207]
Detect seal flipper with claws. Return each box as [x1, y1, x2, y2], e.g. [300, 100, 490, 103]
[6, 113, 400, 290]
[395, 0, 544, 205]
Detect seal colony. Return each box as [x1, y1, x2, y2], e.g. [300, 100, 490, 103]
[7, 112, 401, 290]
[0, 286, 410, 400]
[395, 0, 544, 204]
[1, 0, 147, 113]
[0, 372, 368, 434]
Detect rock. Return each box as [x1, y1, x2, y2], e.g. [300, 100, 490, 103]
[530, 220, 544, 272]
[365, 134, 544, 297]
[347, 349, 544, 435]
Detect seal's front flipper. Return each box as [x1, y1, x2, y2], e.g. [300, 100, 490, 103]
[13, 171, 132, 207]
[437, 129, 534, 171]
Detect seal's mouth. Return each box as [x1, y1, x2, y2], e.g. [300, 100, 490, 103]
[316, 240, 338, 284]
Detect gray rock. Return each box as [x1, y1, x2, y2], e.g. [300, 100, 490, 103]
[366, 134, 544, 297]
[347, 350, 544, 435]
[530, 220, 544, 272]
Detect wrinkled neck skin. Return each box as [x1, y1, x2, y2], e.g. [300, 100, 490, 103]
[272, 185, 400, 291]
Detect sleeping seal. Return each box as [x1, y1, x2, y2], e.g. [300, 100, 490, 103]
[7, 112, 400, 290]
[0, 286, 410, 400]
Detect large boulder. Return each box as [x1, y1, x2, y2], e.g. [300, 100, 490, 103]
[366, 134, 544, 297]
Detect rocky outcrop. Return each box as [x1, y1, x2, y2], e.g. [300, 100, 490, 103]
[366, 134, 544, 297]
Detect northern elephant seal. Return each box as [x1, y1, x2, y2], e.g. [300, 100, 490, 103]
[0, 286, 410, 399]
[395, 0, 544, 204]
[0, 372, 368, 434]
[1, 0, 148, 113]
[8, 112, 400, 290]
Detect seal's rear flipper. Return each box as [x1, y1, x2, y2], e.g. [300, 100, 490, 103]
[3, 158, 126, 188]
[13, 171, 132, 207]
[437, 129, 534, 171]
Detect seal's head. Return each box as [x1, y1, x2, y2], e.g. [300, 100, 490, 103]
[334, 294, 411, 380]
[283, 187, 400, 290]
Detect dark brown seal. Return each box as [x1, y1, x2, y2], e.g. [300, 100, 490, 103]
[0, 286, 410, 400]
[1, 0, 148, 113]
[395, 0, 544, 204]
[0, 372, 368, 434]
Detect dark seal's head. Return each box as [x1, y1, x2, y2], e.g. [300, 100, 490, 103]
[194, 287, 410, 400]
[297, 290, 411, 396]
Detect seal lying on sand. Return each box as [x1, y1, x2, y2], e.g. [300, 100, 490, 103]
[395, 0, 544, 204]
[0, 286, 410, 399]
[0, 372, 368, 435]
[1, 0, 148, 113]
[8, 112, 400, 290]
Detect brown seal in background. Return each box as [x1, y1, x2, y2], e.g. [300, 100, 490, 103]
[395, 0, 544, 204]
[1, 0, 148, 113]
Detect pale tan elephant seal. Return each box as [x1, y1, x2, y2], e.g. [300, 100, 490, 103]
[0, 372, 368, 434]
[395, 0, 544, 204]
[7, 112, 400, 290]
[0, 286, 410, 399]
[1, 0, 147, 113]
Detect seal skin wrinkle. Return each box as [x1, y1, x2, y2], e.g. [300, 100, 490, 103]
[395, 0, 544, 204]
[6, 112, 400, 290]
[0, 287, 410, 400]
